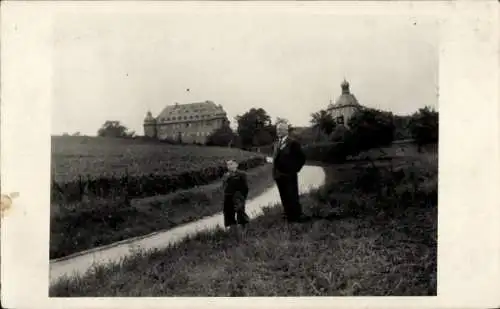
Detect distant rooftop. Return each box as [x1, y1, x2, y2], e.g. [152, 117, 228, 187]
[327, 79, 361, 110]
[146, 101, 227, 123]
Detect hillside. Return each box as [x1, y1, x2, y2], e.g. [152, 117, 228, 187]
[50, 135, 275, 260]
[51, 136, 264, 182]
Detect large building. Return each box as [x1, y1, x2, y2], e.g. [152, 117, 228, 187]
[327, 79, 363, 128]
[143, 101, 229, 144]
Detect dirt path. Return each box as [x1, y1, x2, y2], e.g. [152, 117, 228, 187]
[49, 164, 326, 285]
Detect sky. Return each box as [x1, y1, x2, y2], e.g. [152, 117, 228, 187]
[52, 6, 439, 136]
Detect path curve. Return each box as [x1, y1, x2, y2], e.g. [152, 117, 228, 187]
[49, 162, 325, 285]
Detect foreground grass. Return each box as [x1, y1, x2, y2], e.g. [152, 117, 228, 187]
[50, 151, 437, 296]
[50, 163, 275, 260]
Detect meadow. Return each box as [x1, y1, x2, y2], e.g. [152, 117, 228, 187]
[52, 136, 264, 182]
[51, 136, 267, 203]
[50, 136, 275, 259]
[50, 143, 437, 296]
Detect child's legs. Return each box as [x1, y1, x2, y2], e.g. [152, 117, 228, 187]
[236, 209, 250, 225]
[223, 196, 237, 227]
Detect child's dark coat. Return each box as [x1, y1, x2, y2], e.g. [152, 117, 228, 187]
[222, 170, 250, 227]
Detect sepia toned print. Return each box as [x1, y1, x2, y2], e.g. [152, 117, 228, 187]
[47, 6, 438, 297]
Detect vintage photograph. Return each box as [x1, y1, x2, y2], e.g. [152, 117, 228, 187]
[48, 5, 438, 297]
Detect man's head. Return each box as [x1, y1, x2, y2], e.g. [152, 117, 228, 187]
[226, 160, 238, 172]
[276, 122, 289, 138]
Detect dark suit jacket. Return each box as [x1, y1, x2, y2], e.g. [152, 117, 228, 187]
[222, 170, 249, 199]
[272, 136, 306, 179]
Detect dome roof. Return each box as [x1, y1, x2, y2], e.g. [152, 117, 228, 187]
[144, 111, 156, 122]
[334, 93, 360, 108]
[327, 79, 361, 109]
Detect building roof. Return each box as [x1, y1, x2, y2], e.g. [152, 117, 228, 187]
[152, 101, 227, 123]
[144, 111, 156, 123]
[327, 79, 362, 110]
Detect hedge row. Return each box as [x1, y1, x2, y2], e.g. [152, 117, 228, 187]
[51, 156, 266, 203]
[302, 142, 351, 163]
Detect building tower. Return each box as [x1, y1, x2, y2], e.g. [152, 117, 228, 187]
[326, 79, 362, 128]
[143, 111, 157, 138]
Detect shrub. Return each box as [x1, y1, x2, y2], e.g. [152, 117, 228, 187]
[206, 124, 238, 147]
[309, 157, 437, 222]
[408, 106, 438, 148]
[345, 107, 395, 156]
[303, 108, 396, 164]
[302, 142, 350, 163]
[51, 156, 266, 203]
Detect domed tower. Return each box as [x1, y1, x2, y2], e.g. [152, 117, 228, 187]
[143, 110, 157, 138]
[341, 79, 350, 94]
[326, 79, 362, 128]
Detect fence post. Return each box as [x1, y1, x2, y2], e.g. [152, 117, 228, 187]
[124, 168, 130, 206]
[79, 175, 83, 201]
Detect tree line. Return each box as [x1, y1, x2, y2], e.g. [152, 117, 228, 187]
[303, 105, 438, 162]
[92, 105, 438, 155]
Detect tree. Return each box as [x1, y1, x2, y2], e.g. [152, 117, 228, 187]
[72, 132, 81, 136]
[304, 108, 396, 164]
[344, 107, 395, 156]
[292, 126, 317, 144]
[275, 117, 293, 130]
[393, 114, 412, 140]
[236, 108, 274, 148]
[274, 116, 296, 138]
[206, 123, 238, 147]
[329, 123, 349, 142]
[310, 109, 336, 139]
[253, 127, 275, 146]
[408, 106, 438, 150]
[97, 121, 135, 138]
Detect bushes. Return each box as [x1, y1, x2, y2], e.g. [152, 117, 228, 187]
[408, 106, 438, 148]
[346, 107, 395, 153]
[205, 123, 239, 147]
[51, 156, 266, 203]
[311, 157, 438, 220]
[303, 108, 396, 164]
[303, 142, 350, 163]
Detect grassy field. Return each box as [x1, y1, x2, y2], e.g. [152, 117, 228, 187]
[50, 162, 275, 260]
[50, 146, 437, 296]
[51, 136, 265, 182]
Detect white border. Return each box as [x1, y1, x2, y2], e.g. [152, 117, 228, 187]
[1, 1, 499, 308]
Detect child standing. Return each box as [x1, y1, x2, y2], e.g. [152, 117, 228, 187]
[222, 160, 250, 229]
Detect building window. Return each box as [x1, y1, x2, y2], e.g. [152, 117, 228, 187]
[185, 123, 189, 127]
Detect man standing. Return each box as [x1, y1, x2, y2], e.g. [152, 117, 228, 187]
[272, 122, 308, 222]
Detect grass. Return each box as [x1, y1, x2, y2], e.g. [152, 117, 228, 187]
[51, 135, 264, 182]
[50, 147, 437, 297]
[50, 162, 275, 260]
